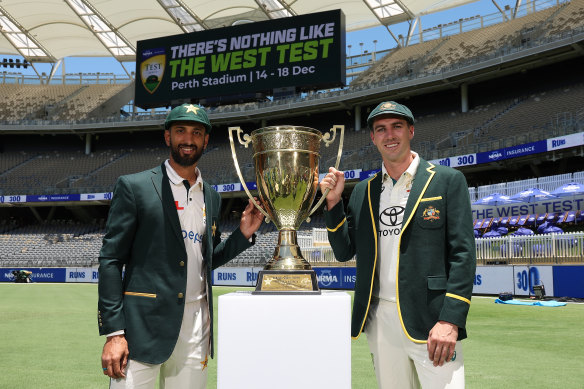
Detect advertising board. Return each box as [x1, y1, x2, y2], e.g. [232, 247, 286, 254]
[135, 10, 345, 108]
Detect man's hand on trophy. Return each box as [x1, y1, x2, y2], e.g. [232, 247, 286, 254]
[320, 167, 345, 210]
[240, 198, 265, 239]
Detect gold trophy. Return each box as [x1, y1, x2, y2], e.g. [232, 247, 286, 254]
[229, 125, 344, 294]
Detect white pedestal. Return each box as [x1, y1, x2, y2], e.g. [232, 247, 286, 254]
[218, 291, 351, 389]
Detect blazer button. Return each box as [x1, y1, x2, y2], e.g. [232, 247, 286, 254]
[179, 261, 185, 267]
[178, 293, 184, 298]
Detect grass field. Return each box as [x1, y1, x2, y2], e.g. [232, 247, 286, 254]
[1, 284, 583, 388]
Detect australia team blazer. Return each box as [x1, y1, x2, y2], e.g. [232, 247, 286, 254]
[325, 158, 476, 342]
[97, 163, 253, 364]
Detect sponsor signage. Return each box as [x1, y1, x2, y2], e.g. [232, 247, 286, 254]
[472, 266, 557, 297]
[80, 193, 113, 201]
[1, 268, 66, 283]
[471, 194, 584, 220]
[472, 266, 554, 296]
[212, 268, 261, 286]
[476, 141, 547, 164]
[472, 266, 515, 295]
[212, 183, 242, 193]
[319, 169, 361, 182]
[65, 267, 100, 283]
[430, 153, 477, 168]
[359, 169, 380, 181]
[553, 265, 584, 298]
[314, 267, 356, 289]
[135, 10, 346, 108]
[27, 194, 81, 202]
[513, 265, 553, 296]
[0, 194, 27, 204]
[0, 266, 581, 298]
[547, 132, 584, 151]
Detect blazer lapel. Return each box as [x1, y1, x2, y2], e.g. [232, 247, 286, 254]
[202, 182, 215, 261]
[368, 172, 382, 233]
[402, 158, 435, 231]
[157, 163, 183, 244]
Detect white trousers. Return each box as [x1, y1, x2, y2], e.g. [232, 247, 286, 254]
[365, 298, 465, 389]
[110, 299, 210, 389]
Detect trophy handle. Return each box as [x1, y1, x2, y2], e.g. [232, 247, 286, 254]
[228, 126, 271, 223]
[308, 125, 345, 220]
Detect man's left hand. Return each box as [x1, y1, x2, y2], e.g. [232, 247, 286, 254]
[240, 198, 264, 239]
[427, 321, 458, 367]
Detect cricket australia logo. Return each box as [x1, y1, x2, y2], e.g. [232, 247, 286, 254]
[422, 206, 440, 221]
[140, 47, 166, 94]
[380, 102, 396, 110]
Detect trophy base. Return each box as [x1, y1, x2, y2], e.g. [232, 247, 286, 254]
[253, 270, 321, 295]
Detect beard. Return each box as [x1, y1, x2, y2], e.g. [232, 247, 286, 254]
[170, 140, 204, 167]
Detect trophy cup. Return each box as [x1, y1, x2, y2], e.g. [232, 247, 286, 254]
[229, 125, 344, 294]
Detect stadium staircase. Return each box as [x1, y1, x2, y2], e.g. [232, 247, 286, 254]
[45, 85, 90, 118]
[86, 82, 135, 119]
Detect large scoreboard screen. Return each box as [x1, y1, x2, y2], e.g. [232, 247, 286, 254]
[135, 9, 345, 108]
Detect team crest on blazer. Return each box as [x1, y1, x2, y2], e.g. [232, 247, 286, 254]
[422, 206, 440, 221]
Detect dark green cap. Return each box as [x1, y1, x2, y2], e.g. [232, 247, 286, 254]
[164, 103, 211, 132]
[367, 101, 415, 129]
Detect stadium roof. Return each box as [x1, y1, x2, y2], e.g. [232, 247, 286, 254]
[0, 0, 477, 63]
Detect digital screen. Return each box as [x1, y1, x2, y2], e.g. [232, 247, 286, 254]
[135, 9, 345, 108]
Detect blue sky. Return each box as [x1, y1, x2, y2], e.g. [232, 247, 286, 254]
[3, 0, 518, 77]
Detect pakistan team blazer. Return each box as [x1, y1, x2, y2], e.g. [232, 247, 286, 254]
[98, 163, 253, 364]
[325, 158, 476, 342]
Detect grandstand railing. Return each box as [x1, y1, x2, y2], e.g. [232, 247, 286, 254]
[476, 232, 584, 265]
[410, 0, 566, 45]
[0, 72, 132, 86]
[314, 228, 584, 265]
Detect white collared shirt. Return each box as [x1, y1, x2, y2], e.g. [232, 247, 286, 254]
[165, 160, 207, 303]
[373, 152, 420, 302]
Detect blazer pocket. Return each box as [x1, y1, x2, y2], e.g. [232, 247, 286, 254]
[415, 199, 445, 229]
[427, 276, 446, 315]
[427, 276, 447, 290]
[420, 196, 442, 202]
[124, 291, 157, 298]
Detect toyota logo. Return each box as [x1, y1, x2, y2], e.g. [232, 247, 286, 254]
[380, 206, 405, 226]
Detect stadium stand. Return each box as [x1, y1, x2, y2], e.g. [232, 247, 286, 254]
[0, 221, 104, 267]
[0, 84, 128, 122]
[350, 0, 583, 88]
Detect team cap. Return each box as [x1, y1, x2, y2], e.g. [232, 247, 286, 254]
[164, 103, 212, 133]
[367, 101, 415, 129]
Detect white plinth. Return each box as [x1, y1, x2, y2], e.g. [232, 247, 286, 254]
[218, 291, 351, 389]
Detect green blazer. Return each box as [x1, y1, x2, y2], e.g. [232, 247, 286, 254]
[97, 163, 252, 364]
[325, 158, 476, 342]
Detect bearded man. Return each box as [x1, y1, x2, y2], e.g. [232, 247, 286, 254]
[98, 103, 263, 388]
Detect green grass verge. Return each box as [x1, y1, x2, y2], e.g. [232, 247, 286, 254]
[0, 284, 582, 388]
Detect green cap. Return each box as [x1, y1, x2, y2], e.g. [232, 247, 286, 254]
[367, 101, 415, 129]
[164, 103, 212, 132]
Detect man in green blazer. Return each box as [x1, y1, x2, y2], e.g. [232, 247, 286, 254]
[98, 104, 263, 388]
[320, 101, 476, 388]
